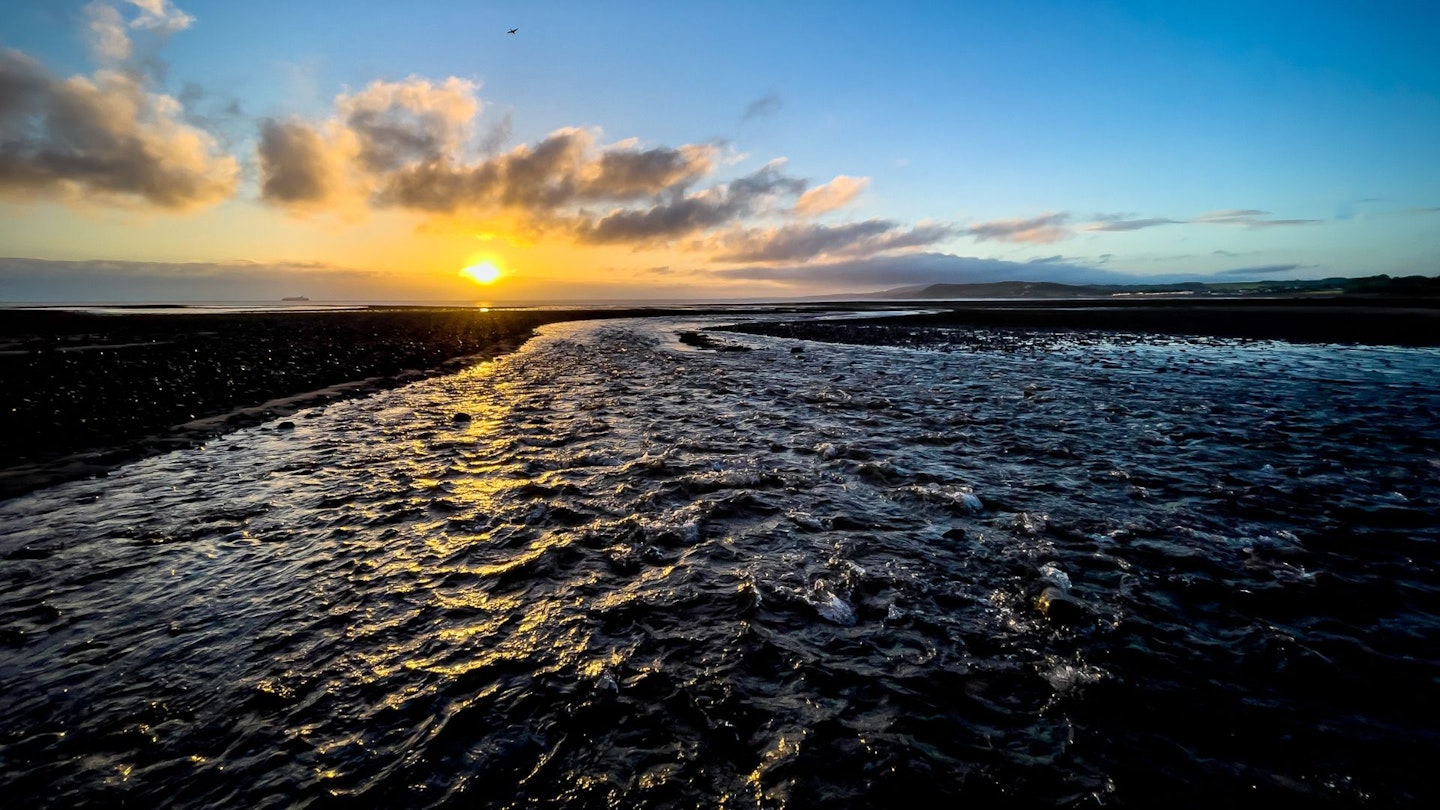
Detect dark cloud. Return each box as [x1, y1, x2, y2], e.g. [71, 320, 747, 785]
[587, 143, 716, 199]
[580, 194, 739, 243]
[492, 128, 590, 207]
[258, 119, 334, 204]
[0, 48, 238, 209]
[349, 108, 449, 171]
[742, 90, 782, 120]
[725, 163, 808, 199]
[373, 127, 719, 215]
[577, 163, 806, 245]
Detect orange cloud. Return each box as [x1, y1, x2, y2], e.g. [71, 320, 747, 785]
[794, 175, 869, 216]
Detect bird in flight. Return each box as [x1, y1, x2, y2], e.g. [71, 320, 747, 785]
[507, 28, 518, 34]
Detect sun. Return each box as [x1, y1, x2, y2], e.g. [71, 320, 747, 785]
[460, 260, 503, 285]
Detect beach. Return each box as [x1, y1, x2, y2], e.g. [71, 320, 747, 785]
[4, 298, 1437, 500]
[2, 310, 1437, 807]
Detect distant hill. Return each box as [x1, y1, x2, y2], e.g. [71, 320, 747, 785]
[875, 274, 1440, 300]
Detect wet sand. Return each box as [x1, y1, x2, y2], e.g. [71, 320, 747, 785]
[0, 308, 663, 500]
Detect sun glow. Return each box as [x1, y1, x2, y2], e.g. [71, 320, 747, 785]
[460, 261, 503, 284]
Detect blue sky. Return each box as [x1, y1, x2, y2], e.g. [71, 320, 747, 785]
[1, 0, 1437, 301]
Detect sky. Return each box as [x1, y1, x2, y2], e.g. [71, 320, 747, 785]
[1, 0, 1438, 303]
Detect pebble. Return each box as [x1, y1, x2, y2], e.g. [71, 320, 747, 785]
[1035, 586, 1089, 625]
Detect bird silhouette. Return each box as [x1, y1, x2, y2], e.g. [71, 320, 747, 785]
[507, 28, 518, 34]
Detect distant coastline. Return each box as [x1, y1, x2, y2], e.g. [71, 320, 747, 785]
[864, 273, 1440, 301]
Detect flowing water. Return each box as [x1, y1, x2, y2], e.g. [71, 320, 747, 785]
[2, 314, 1438, 808]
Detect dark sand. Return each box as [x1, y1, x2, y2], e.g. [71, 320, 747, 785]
[726, 297, 1440, 349]
[3, 298, 1437, 500]
[910, 298, 1440, 344]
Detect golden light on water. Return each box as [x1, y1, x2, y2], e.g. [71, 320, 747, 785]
[460, 260, 503, 285]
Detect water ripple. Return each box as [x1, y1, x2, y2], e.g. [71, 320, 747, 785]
[2, 316, 1438, 807]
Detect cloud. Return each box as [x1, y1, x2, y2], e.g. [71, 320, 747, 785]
[262, 81, 936, 258]
[577, 161, 805, 245]
[374, 128, 722, 215]
[1193, 209, 1321, 227]
[257, 118, 339, 205]
[587, 140, 720, 198]
[706, 219, 953, 263]
[964, 208, 1321, 243]
[84, 1, 193, 70]
[793, 175, 868, 216]
[0, 48, 239, 209]
[966, 212, 1072, 244]
[260, 79, 724, 231]
[126, 0, 194, 34]
[742, 90, 781, 120]
[478, 111, 512, 155]
[85, 2, 133, 63]
[1082, 215, 1183, 232]
[339, 76, 479, 172]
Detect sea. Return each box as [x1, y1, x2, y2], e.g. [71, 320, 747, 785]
[1, 313, 1437, 808]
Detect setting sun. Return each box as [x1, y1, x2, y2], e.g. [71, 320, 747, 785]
[460, 261, 502, 285]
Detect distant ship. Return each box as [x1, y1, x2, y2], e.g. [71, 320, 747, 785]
[282, 296, 310, 302]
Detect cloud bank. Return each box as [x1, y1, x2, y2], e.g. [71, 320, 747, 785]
[0, 256, 462, 301]
[255, 77, 936, 260]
